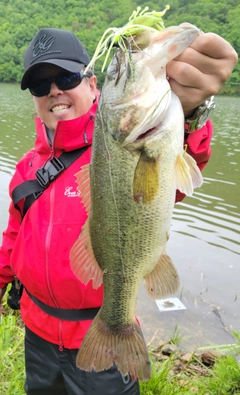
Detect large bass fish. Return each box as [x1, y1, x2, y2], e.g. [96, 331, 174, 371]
[70, 24, 202, 381]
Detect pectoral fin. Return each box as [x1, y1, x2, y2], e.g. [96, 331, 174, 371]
[133, 150, 160, 203]
[144, 253, 179, 299]
[175, 151, 203, 196]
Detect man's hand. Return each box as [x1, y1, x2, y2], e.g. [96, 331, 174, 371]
[166, 29, 238, 117]
[0, 288, 6, 313]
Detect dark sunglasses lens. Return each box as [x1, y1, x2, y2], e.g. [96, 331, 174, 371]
[29, 73, 82, 97]
[56, 73, 82, 90]
[30, 80, 51, 97]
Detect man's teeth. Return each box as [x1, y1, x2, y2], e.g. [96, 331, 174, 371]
[51, 105, 70, 113]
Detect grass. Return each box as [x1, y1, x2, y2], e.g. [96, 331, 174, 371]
[0, 310, 25, 394]
[196, 355, 240, 394]
[1, 307, 240, 395]
[139, 353, 240, 395]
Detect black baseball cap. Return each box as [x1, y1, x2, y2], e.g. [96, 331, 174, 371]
[21, 28, 90, 90]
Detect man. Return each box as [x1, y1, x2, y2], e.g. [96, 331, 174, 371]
[0, 27, 237, 395]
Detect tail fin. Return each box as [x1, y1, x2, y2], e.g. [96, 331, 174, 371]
[76, 314, 151, 382]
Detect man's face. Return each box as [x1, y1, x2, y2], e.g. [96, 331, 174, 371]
[30, 64, 97, 131]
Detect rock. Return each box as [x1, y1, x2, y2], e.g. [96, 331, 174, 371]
[199, 350, 224, 366]
[180, 352, 194, 363]
[161, 343, 178, 355]
[151, 340, 165, 353]
[158, 339, 165, 348]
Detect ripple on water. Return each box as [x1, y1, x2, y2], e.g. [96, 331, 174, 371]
[173, 195, 240, 255]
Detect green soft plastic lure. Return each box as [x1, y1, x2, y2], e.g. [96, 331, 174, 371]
[86, 5, 170, 72]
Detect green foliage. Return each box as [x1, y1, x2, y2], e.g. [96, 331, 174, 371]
[140, 357, 186, 395]
[139, 353, 240, 395]
[196, 355, 240, 394]
[0, 0, 239, 87]
[0, 312, 25, 395]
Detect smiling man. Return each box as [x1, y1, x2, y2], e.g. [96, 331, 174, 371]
[21, 29, 97, 132]
[28, 64, 97, 131]
[0, 27, 237, 395]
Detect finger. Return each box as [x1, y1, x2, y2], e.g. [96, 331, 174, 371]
[189, 33, 238, 61]
[167, 59, 220, 93]
[173, 33, 238, 83]
[179, 22, 204, 36]
[172, 47, 227, 76]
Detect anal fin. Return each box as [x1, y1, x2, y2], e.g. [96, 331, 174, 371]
[144, 253, 179, 299]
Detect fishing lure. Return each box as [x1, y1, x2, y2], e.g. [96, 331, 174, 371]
[86, 5, 170, 73]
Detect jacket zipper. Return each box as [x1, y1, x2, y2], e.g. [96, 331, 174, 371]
[44, 181, 64, 350]
[59, 321, 64, 351]
[45, 184, 57, 305]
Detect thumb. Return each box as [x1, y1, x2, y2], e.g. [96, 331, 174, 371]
[179, 22, 204, 35]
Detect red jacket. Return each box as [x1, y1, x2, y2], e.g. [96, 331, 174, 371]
[0, 92, 213, 349]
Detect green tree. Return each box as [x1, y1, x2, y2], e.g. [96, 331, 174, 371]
[0, 0, 238, 88]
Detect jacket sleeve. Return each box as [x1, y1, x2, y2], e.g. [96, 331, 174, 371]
[0, 169, 23, 289]
[175, 119, 213, 203]
[0, 201, 22, 288]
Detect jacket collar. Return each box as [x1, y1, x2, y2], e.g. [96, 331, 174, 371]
[34, 90, 100, 155]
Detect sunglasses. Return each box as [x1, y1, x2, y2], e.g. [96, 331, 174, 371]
[29, 71, 89, 97]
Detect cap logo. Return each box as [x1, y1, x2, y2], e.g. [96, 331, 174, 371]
[32, 34, 60, 62]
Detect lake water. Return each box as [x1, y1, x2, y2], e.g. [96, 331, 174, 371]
[0, 83, 240, 352]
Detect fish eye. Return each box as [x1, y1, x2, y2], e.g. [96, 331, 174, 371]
[107, 64, 117, 79]
[106, 57, 119, 81]
[107, 55, 118, 71]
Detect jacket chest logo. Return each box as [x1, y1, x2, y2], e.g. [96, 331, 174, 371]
[64, 186, 80, 198]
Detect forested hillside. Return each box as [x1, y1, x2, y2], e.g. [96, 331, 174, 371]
[0, 0, 239, 90]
